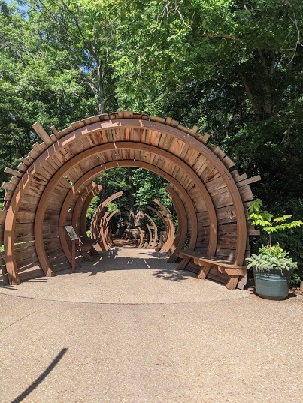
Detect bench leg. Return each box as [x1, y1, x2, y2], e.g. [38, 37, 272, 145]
[226, 276, 239, 290]
[197, 266, 211, 279]
[176, 258, 190, 271]
[167, 252, 179, 263]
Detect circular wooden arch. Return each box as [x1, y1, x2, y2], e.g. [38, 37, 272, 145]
[91, 191, 124, 242]
[153, 199, 175, 254]
[99, 209, 119, 251]
[166, 185, 188, 262]
[0, 110, 259, 285]
[144, 213, 158, 249]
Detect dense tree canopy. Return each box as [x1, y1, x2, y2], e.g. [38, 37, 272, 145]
[1, 0, 303, 278]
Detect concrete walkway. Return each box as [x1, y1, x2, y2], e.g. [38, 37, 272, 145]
[0, 248, 302, 402]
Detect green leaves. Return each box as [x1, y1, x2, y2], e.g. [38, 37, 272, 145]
[246, 244, 298, 271]
[249, 198, 303, 241]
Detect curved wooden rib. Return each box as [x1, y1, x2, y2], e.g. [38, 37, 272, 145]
[79, 188, 101, 244]
[100, 209, 118, 251]
[166, 186, 188, 262]
[153, 199, 175, 254]
[137, 227, 144, 248]
[91, 191, 123, 241]
[36, 159, 198, 271]
[71, 182, 102, 239]
[144, 213, 158, 249]
[146, 224, 153, 249]
[105, 209, 119, 248]
[147, 206, 166, 251]
[3, 113, 254, 287]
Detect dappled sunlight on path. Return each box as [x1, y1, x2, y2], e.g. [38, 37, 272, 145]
[0, 248, 250, 304]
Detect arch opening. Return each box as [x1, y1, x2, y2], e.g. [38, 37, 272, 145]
[0, 111, 259, 288]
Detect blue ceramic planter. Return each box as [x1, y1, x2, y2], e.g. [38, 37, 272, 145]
[254, 268, 292, 300]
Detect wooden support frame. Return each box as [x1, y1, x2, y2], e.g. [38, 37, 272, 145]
[166, 186, 188, 263]
[71, 182, 102, 239]
[144, 213, 158, 249]
[91, 191, 123, 243]
[1, 111, 258, 289]
[99, 209, 119, 251]
[153, 199, 175, 254]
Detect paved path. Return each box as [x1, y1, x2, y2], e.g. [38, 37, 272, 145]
[0, 248, 302, 402]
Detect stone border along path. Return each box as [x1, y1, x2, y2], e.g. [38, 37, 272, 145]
[1, 247, 303, 403]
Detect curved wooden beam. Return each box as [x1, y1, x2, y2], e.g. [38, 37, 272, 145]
[147, 206, 166, 250]
[35, 159, 198, 272]
[91, 191, 123, 241]
[166, 186, 188, 262]
[153, 199, 175, 254]
[8, 140, 217, 283]
[100, 209, 118, 251]
[71, 182, 102, 239]
[144, 213, 158, 249]
[137, 227, 144, 248]
[4, 115, 250, 284]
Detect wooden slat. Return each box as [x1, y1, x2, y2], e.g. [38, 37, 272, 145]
[32, 122, 53, 145]
[238, 175, 261, 187]
[4, 167, 22, 178]
[1, 182, 16, 191]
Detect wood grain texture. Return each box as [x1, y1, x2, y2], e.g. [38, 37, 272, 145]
[2, 113, 257, 285]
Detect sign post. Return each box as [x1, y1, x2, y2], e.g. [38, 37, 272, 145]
[64, 226, 79, 273]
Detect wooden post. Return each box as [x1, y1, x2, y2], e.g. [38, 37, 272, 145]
[71, 240, 76, 273]
[65, 226, 79, 273]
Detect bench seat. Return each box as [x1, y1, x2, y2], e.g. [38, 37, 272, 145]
[178, 250, 247, 290]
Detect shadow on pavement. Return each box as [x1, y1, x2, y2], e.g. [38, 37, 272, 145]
[11, 348, 68, 403]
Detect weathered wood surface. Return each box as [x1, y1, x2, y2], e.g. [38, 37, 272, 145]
[178, 250, 247, 290]
[99, 209, 118, 251]
[1, 111, 259, 285]
[153, 199, 175, 254]
[166, 186, 188, 262]
[91, 191, 123, 246]
[144, 213, 158, 249]
[71, 182, 102, 240]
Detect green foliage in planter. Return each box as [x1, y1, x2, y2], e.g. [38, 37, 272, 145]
[247, 245, 297, 272]
[248, 199, 303, 245]
[248, 199, 303, 279]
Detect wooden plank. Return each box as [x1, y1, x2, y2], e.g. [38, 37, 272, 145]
[32, 122, 53, 145]
[238, 175, 261, 187]
[150, 116, 165, 124]
[1, 182, 16, 191]
[212, 191, 233, 209]
[50, 125, 60, 138]
[16, 211, 36, 223]
[4, 167, 22, 178]
[239, 185, 254, 202]
[223, 155, 235, 169]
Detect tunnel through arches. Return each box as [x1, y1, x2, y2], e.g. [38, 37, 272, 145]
[0, 110, 260, 286]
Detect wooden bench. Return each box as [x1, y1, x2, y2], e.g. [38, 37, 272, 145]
[178, 250, 247, 290]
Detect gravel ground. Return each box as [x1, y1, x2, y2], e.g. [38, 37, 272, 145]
[0, 247, 302, 403]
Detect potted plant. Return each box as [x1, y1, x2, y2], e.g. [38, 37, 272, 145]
[246, 199, 302, 300]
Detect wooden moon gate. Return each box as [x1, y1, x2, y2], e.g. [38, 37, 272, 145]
[144, 213, 158, 249]
[100, 209, 119, 251]
[0, 110, 260, 286]
[91, 191, 123, 246]
[153, 199, 175, 254]
[166, 185, 188, 263]
[137, 227, 144, 248]
[147, 205, 165, 250]
[147, 202, 175, 254]
[71, 182, 102, 240]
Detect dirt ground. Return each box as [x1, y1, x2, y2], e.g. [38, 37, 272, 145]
[1, 247, 303, 403]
